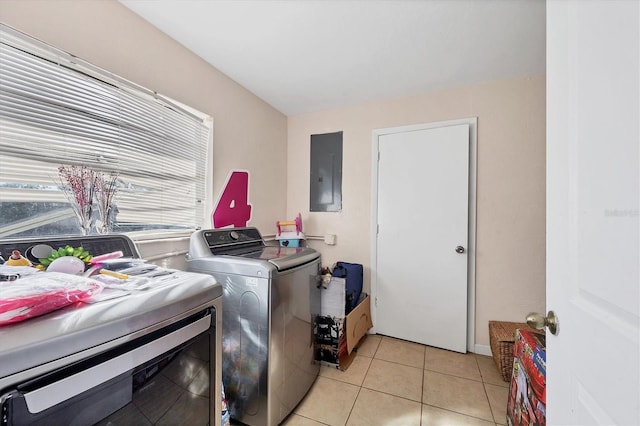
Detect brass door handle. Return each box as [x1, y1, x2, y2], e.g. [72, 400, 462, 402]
[526, 310, 559, 336]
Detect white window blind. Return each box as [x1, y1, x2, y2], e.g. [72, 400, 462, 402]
[0, 24, 210, 237]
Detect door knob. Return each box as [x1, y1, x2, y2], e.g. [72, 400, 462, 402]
[526, 310, 559, 336]
[455, 246, 465, 254]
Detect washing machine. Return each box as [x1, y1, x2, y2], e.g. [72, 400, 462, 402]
[187, 227, 321, 426]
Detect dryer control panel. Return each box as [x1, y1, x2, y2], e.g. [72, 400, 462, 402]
[197, 227, 265, 256]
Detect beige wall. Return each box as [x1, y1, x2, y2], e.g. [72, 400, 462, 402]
[1, 0, 545, 349]
[287, 76, 546, 348]
[0, 0, 288, 234]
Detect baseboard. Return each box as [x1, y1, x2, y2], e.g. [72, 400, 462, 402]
[472, 344, 492, 356]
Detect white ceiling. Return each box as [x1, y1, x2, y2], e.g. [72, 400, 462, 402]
[119, 0, 545, 116]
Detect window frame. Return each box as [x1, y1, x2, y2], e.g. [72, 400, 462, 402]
[0, 23, 213, 239]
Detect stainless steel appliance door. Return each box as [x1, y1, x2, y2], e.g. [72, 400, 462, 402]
[215, 257, 321, 426]
[217, 272, 270, 425]
[0, 309, 216, 426]
[270, 257, 321, 425]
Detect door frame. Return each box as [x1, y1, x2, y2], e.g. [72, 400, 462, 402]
[370, 117, 478, 352]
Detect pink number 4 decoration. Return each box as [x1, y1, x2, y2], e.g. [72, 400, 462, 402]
[212, 170, 252, 228]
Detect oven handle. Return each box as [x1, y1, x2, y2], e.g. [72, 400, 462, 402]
[23, 314, 211, 414]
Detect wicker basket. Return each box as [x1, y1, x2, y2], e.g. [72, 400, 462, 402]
[488, 321, 543, 382]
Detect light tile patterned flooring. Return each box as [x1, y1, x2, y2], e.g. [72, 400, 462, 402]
[284, 335, 509, 426]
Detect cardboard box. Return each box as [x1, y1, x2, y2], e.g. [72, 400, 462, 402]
[343, 293, 373, 354]
[314, 292, 373, 371]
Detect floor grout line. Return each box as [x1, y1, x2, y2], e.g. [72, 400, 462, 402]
[422, 402, 500, 424]
[343, 386, 362, 426]
[422, 367, 485, 382]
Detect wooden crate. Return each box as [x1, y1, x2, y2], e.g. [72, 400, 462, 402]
[488, 320, 543, 382]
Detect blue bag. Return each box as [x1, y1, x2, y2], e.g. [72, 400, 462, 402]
[332, 261, 363, 314]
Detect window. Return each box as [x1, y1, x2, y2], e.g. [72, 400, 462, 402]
[0, 24, 212, 238]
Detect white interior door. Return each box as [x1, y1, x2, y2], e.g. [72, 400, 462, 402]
[375, 123, 469, 353]
[547, 1, 639, 424]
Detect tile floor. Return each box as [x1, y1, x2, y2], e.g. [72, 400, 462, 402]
[284, 335, 510, 426]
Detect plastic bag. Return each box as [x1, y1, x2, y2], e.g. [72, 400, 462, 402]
[0, 272, 102, 326]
